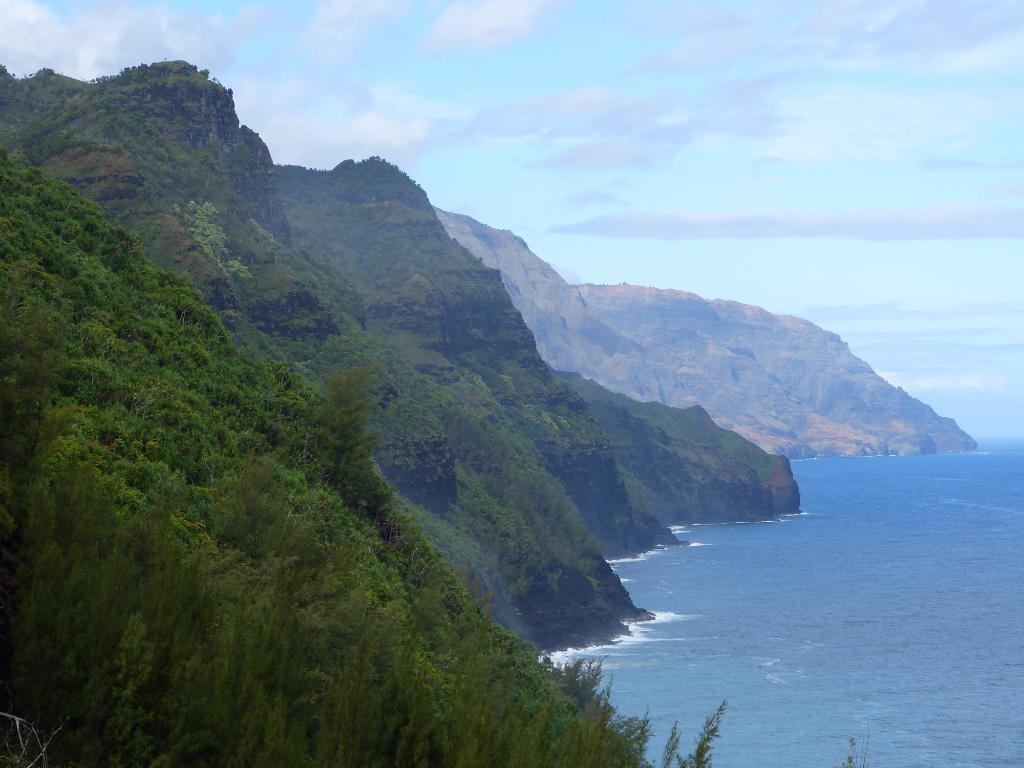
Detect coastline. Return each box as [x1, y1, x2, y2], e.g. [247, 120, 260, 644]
[544, 512, 809, 658]
[544, 609, 693, 665]
[789, 447, 981, 463]
[543, 528, 697, 657]
[538, 450, 1024, 766]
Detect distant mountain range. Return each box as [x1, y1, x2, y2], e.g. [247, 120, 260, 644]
[437, 210, 977, 458]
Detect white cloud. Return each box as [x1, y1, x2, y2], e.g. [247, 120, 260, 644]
[923, 157, 1024, 171]
[425, 0, 560, 51]
[463, 73, 1002, 171]
[368, 82, 473, 123]
[642, 5, 770, 72]
[233, 77, 467, 168]
[458, 76, 787, 169]
[805, 0, 1024, 72]
[471, 86, 663, 140]
[644, 0, 1024, 75]
[541, 140, 660, 170]
[989, 182, 1024, 199]
[553, 205, 1024, 240]
[0, 0, 470, 169]
[243, 109, 431, 170]
[0, 0, 252, 79]
[764, 85, 997, 162]
[306, 0, 407, 56]
[564, 189, 628, 207]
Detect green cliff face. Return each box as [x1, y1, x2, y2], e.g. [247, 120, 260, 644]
[0, 62, 336, 340]
[0, 151, 658, 767]
[559, 374, 801, 524]
[0, 61, 668, 648]
[276, 160, 672, 560]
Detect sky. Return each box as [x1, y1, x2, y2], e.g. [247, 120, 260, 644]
[2, 0, 1023, 438]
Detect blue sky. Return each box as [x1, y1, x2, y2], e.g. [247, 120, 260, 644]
[3, 0, 1023, 438]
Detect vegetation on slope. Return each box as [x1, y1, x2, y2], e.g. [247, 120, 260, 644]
[0, 151, 681, 767]
[559, 373, 800, 524]
[0, 61, 662, 648]
[276, 158, 671, 559]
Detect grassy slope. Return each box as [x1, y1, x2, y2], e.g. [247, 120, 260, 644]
[560, 373, 801, 524]
[0, 61, 654, 648]
[0, 150, 664, 767]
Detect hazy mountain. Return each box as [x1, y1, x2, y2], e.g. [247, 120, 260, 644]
[437, 209, 977, 458]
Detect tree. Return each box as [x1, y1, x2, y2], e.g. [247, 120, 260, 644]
[661, 701, 727, 768]
[178, 201, 250, 279]
[316, 367, 389, 515]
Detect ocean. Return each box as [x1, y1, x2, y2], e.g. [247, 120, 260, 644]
[553, 444, 1024, 767]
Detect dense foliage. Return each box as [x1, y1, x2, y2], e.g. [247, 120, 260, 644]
[0, 61, 660, 647]
[0, 151, 707, 767]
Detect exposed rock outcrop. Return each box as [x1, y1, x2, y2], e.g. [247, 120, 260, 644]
[277, 160, 674, 557]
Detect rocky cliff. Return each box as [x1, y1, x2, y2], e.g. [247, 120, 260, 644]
[438, 210, 977, 458]
[559, 373, 800, 523]
[1, 62, 330, 339]
[276, 160, 674, 560]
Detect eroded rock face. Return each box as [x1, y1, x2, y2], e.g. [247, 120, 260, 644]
[276, 159, 673, 554]
[438, 209, 976, 458]
[518, 557, 650, 651]
[97, 61, 292, 242]
[1, 60, 664, 650]
[573, 285, 976, 457]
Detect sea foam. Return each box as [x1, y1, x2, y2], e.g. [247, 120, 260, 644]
[545, 611, 695, 664]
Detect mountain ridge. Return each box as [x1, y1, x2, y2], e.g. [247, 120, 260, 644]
[557, 372, 800, 524]
[0, 61, 668, 649]
[437, 208, 976, 458]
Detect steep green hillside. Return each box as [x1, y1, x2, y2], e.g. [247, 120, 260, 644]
[0, 151, 669, 767]
[0, 61, 666, 648]
[276, 159, 670, 559]
[560, 373, 800, 524]
[0, 63, 340, 343]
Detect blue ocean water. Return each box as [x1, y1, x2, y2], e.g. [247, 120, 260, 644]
[555, 445, 1024, 767]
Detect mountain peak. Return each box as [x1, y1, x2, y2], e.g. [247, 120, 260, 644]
[114, 59, 218, 82]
